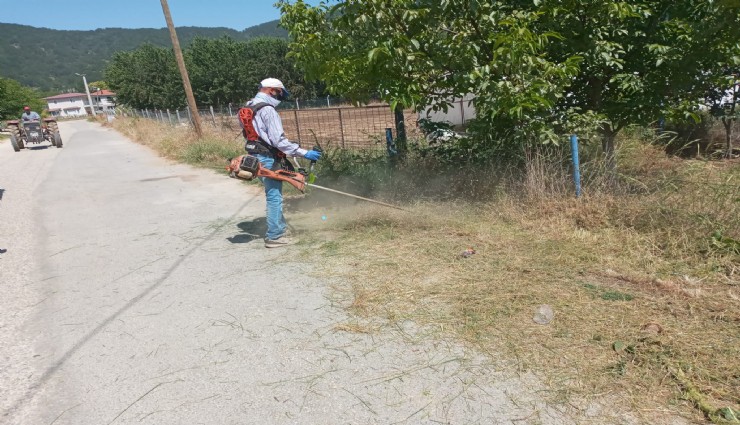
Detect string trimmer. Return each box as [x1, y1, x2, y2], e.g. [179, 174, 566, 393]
[227, 154, 407, 212]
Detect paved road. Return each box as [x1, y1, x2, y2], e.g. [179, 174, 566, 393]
[0, 121, 574, 425]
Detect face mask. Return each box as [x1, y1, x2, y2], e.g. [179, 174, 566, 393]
[270, 90, 286, 102]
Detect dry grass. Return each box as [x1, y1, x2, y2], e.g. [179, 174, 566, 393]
[106, 115, 739, 422]
[295, 143, 740, 424]
[106, 116, 244, 170]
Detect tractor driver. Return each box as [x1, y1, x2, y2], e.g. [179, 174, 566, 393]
[21, 106, 40, 122]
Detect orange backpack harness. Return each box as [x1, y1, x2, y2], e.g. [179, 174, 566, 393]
[237, 103, 285, 159]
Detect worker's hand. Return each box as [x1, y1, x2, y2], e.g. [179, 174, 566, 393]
[304, 150, 322, 161]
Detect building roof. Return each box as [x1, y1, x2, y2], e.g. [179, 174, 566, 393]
[91, 89, 116, 96]
[45, 92, 87, 100]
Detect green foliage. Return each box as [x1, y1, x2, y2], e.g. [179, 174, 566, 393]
[581, 282, 634, 302]
[187, 37, 323, 106]
[537, 1, 740, 135]
[0, 77, 45, 120]
[106, 44, 185, 110]
[106, 37, 324, 109]
[0, 21, 287, 92]
[711, 231, 740, 255]
[87, 80, 109, 91]
[279, 0, 740, 159]
[279, 0, 585, 152]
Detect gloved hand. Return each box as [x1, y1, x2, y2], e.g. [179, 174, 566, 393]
[304, 150, 322, 161]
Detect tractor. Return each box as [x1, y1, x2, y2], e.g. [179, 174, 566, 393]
[6, 118, 63, 152]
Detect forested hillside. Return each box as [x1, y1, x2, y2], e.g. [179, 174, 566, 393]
[0, 21, 286, 92]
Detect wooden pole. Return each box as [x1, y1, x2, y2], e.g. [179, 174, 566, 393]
[160, 0, 203, 137]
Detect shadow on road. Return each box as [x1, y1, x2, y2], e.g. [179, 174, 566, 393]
[228, 217, 267, 243]
[0, 188, 4, 201]
[26, 145, 50, 150]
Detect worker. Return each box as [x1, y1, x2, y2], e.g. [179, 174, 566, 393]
[245, 78, 322, 248]
[20, 106, 40, 122]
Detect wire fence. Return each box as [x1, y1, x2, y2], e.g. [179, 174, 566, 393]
[120, 101, 420, 150]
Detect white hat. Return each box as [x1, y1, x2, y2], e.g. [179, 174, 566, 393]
[259, 78, 290, 98]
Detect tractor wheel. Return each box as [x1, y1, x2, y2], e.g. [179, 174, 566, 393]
[54, 132, 63, 148]
[12, 128, 24, 149]
[10, 133, 20, 152]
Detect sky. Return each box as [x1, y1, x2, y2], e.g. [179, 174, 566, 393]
[0, 0, 323, 31]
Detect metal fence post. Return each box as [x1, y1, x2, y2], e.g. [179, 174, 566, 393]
[228, 105, 233, 117]
[166, 109, 172, 125]
[144, 108, 149, 119]
[570, 134, 582, 198]
[210, 105, 217, 126]
[338, 108, 346, 148]
[176, 109, 181, 124]
[294, 109, 302, 144]
[326, 95, 330, 107]
[295, 99, 300, 110]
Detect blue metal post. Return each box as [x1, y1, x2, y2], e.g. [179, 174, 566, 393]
[570, 134, 582, 198]
[385, 128, 397, 157]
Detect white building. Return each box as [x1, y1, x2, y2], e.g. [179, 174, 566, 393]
[421, 94, 476, 127]
[90, 90, 117, 113]
[45, 93, 88, 117]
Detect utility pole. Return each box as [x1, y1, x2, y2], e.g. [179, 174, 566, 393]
[160, 0, 203, 137]
[76, 73, 95, 115]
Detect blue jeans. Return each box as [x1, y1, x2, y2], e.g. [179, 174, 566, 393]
[254, 154, 286, 240]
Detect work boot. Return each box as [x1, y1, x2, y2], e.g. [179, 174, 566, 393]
[264, 236, 297, 248]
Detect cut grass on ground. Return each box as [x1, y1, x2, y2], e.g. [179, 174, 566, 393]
[109, 115, 739, 424]
[295, 184, 739, 424]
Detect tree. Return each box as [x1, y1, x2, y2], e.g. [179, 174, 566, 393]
[535, 0, 740, 167]
[0, 77, 46, 120]
[706, 74, 739, 158]
[279, 0, 582, 158]
[697, 1, 740, 158]
[87, 80, 109, 91]
[185, 36, 322, 107]
[105, 37, 324, 110]
[278, 0, 740, 165]
[105, 44, 184, 109]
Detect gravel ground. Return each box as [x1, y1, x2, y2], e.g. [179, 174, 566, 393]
[0, 120, 593, 424]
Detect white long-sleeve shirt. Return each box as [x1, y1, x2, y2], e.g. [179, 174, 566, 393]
[21, 111, 40, 121]
[246, 93, 307, 157]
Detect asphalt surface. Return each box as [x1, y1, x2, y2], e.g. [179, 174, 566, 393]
[0, 120, 578, 425]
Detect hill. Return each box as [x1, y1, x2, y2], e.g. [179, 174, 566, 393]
[0, 20, 287, 92]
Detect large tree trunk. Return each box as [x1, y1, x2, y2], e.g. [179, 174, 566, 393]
[601, 124, 620, 188]
[393, 105, 407, 156]
[602, 125, 618, 170]
[602, 133, 616, 171]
